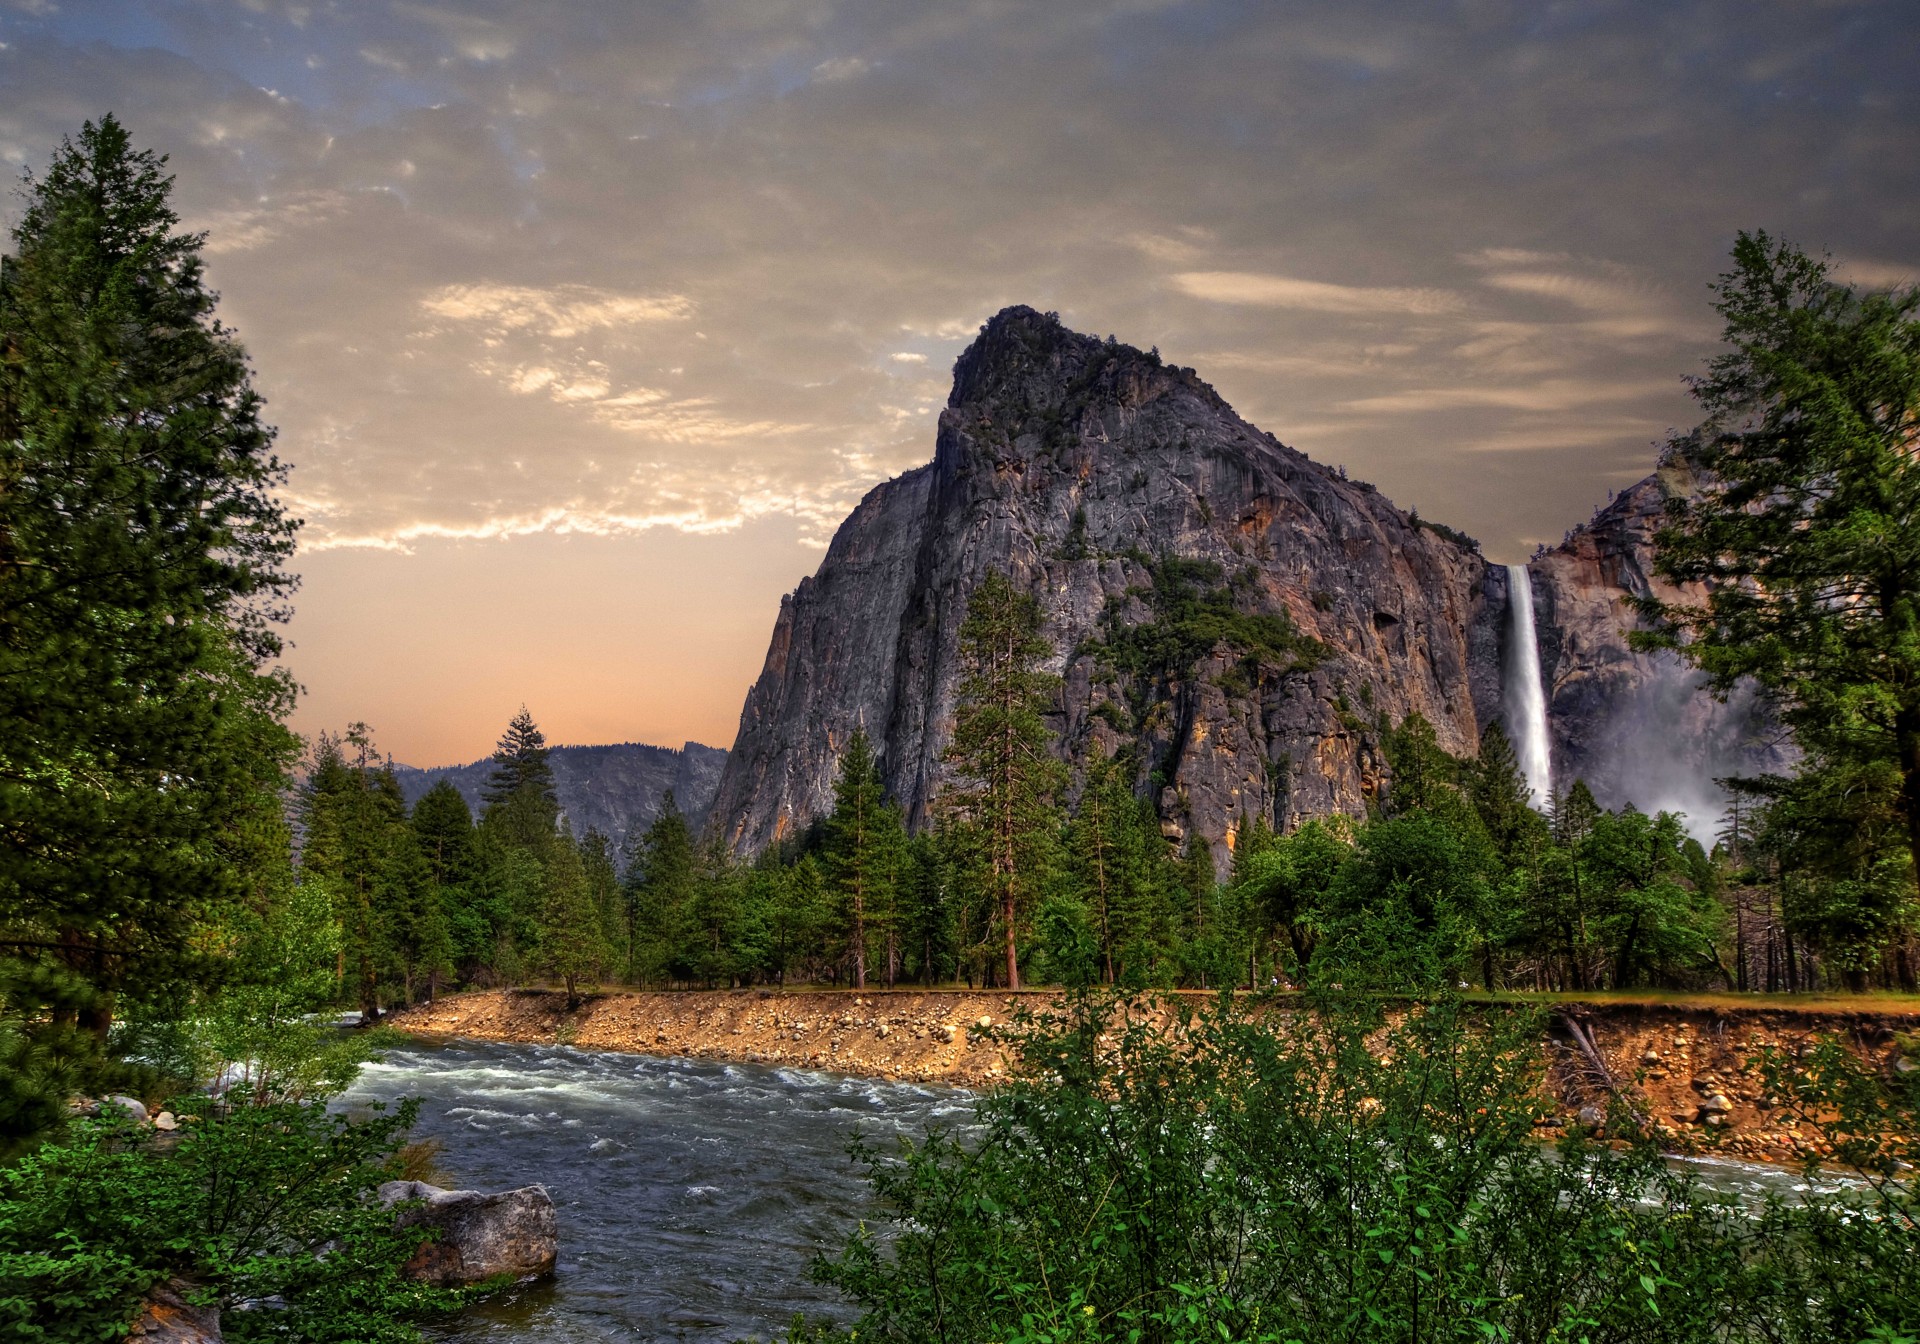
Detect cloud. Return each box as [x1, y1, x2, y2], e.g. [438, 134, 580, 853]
[1341, 378, 1676, 414]
[419, 284, 693, 339]
[812, 56, 869, 83]
[1170, 270, 1464, 315]
[194, 191, 353, 254]
[1834, 256, 1919, 289]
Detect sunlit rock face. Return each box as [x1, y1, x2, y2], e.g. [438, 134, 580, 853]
[1530, 464, 1793, 835]
[709, 307, 1780, 864]
[711, 307, 1508, 867]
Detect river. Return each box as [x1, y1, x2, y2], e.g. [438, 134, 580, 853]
[341, 1039, 974, 1343]
[341, 1038, 1859, 1344]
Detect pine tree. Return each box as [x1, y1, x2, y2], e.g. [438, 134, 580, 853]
[823, 730, 904, 990]
[761, 855, 827, 988]
[944, 570, 1064, 990]
[900, 833, 955, 985]
[1642, 232, 1920, 908]
[1470, 721, 1546, 859]
[532, 827, 606, 1009]
[298, 725, 410, 1023]
[578, 829, 624, 974]
[482, 706, 559, 848]
[624, 793, 697, 985]
[0, 116, 299, 1126]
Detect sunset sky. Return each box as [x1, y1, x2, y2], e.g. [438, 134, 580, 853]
[2, 1, 1915, 767]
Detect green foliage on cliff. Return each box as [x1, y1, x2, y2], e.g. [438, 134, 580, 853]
[1097, 556, 1327, 684]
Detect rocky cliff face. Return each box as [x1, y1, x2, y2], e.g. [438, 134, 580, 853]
[1530, 464, 1792, 831]
[394, 740, 728, 855]
[712, 308, 1508, 865]
[711, 307, 1780, 862]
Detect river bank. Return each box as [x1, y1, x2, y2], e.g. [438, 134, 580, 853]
[387, 988, 1920, 1165]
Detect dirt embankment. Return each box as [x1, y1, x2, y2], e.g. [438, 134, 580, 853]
[388, 990, 1920, 1164]
[389, 988, 1026, 1087]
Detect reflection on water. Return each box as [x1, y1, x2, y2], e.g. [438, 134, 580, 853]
[342, 1039, 1865, 1343]
[341, 1040, 976, 1343]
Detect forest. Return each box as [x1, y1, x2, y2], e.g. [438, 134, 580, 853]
[323, 629, 1910, 1014]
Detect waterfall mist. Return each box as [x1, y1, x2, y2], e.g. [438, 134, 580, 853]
[1504, 564, 1554, 806]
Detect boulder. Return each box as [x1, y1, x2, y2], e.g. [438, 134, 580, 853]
[127, 1279, 220, 1342]
[1698, 1093, 1734, 1119]
[378, 1181, 557, 1288]
[105, 1095, 149, 1124]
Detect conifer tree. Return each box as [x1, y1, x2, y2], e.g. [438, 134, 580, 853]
[1470, 721, 1544, 859]
[482, 706, 559, 847]
[761, 855, 827, 988]
[532, 828, 605, 1009]
[1642, 233, 1920, 900]
[823, 730, 904, 989]
[624, 793, 697, 984]
[0, 116, 299, 1115]
[298, 725, 411, 1023]
[1066, 758, 1129, 984]
[411, 781, 477, 886]
[900, 833, 955, 985]
[578, 829, 624, 973]
[945, 570, 1064, 989]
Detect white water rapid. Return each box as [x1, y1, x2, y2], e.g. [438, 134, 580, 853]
[1504, 563, 1554, 806]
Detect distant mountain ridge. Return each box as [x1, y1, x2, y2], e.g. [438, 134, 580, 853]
[391, 740, 728, 856]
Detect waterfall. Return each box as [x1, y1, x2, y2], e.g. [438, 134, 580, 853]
[1504, 563, 1553, 806]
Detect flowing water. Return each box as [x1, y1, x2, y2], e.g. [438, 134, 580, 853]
[1504, 562, 1554, 805]
[343, 1040, 1858, 1343]
[340, 1040, 976, 1343]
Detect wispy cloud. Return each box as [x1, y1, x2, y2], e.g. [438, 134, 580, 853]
[420, 284, 693, 338]
[1341, 378, 1676, 414]
[1171, 270, 1463, 315]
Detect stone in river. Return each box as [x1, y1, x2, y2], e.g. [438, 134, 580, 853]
[379, 1180, 558, 1288]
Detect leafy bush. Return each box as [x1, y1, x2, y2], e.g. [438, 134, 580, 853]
[0, 1097, 467, 1343]
[817, 991, 1918, 1344]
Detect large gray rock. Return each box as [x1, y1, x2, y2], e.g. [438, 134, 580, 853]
[711, 308, 1502, 872]
[126, 1279, 220, 1341]
[378, 1180, 558, 1288]
[709, 308, 1780, 867]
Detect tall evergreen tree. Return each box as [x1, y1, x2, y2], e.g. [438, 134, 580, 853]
[823, 730, 903, 990]
[624, 792, 698, 985]
[1470, 722, 1546, 860]
[298, 725, 410, 1023]
[482, 706, 559, 848]
[0, 116, 299, 1121]
[900, 832, 955, 986]
[532, 827, 606, 1009]
[944, 570, 1063, 990]
[1643, 233, 1920, 928]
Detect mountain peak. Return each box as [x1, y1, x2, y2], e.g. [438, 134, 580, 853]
[947, 305, 1175, 414]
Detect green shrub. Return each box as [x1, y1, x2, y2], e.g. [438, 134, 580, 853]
[0, 1097, 468, 1343]
[817, 991, 1916, 1344]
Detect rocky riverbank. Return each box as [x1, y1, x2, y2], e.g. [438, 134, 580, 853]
[387, 989, 1920, 1165]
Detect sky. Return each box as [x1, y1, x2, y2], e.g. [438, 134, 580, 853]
[2, 1, 1915, 767]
